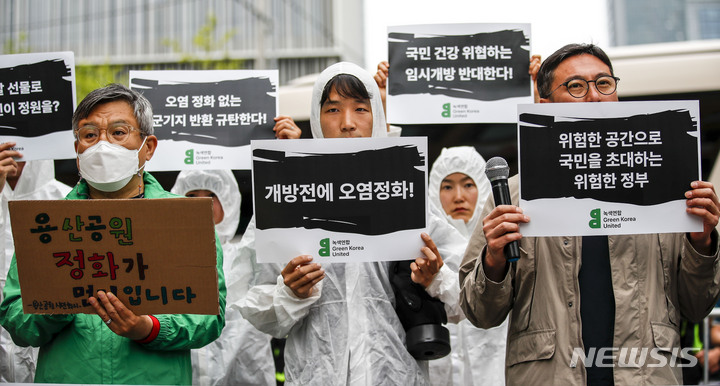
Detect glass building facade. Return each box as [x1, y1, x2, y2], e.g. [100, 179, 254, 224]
[610, 0, 720, 45]
[1, 0, 365, 84]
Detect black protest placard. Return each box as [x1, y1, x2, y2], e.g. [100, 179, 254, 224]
[132, 75, 277, 147]
[517, 101, 703, 237]
[519, 106, 698, 205]
[389, 29, 530, 101]
[0, 52, 76, 160]
[0, 58, 74, 137]
[253, 142, 426, 236]
[386, 23, 531, 124]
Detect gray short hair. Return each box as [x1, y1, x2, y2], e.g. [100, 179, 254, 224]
[72, 83, 154, 137]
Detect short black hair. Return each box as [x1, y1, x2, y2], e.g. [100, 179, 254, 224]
[537, 43, 614, 99]
[320, 74, 371, 107]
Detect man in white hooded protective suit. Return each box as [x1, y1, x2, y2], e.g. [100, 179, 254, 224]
[172, 169, 275, 386]
[238, 62, 467, 385]
[427, 146, 507, 386]
[0, 147, 72, 383]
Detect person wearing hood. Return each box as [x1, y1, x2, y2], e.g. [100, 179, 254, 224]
[0, 84, 226, 385]
[0, 149, 72, 383]
[239, 62, 466, 385]
[429, 147, 491, 240]
[427, 146, 507, 385]
[172, 169, 275, 386]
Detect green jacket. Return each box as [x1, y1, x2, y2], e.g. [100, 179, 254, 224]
[0, 172, 227, 385]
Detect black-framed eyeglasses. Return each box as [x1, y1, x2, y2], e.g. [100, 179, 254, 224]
[546, 75, 620, 98]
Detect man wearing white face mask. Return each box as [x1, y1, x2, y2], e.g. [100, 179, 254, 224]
[75, 128, 149, 193]
[0, 84, 227, 385]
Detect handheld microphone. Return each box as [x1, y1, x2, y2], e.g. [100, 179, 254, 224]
[485, 157, 520, 262]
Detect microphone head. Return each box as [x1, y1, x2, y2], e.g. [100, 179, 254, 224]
[485, 157, 510, 182]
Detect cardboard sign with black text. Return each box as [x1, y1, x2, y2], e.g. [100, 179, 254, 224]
[9, 198, 220, 315]
[518, 101, 702, 237]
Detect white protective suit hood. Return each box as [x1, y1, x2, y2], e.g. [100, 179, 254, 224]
[237, 62, 471, 385]
[428, 147, 491, 239]
[172, 170, 276, 386]
[428, 148, 507, 386]
[171, 169, 241, 244]
[310, 62, 388, 139]
[7, 160, 63, 199]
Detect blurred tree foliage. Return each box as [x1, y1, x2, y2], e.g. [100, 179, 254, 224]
[162, 14, 244, 70]
[2, 32, 31, 54]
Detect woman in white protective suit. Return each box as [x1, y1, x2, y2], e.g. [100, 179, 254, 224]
[171, 169, 275, 386]
[428, 147, 507, 386]
[238, 62, 467, 385]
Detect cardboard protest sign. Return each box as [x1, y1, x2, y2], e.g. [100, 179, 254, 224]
[0, 52, 76, 161]
[130, 70, 278, 170]
[252, 137, 427, 264]
[9, 198, 219, 315]
[518, 101, 702, 237]
[387, 23, 532, 124]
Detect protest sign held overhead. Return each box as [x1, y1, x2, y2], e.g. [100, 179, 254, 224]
[0, 52, 76, 161]
[130, 70, 278, 170]
[9, 198, 220, 315]
[252, 137, 428, 264]
[387, 23, 532, 124]
[518, 101, 702, 237]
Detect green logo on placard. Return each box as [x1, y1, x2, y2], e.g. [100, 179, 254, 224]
[589, 208, 601, 229]
[441, 103, 451, 118]
[184, 149, 194, 164]
[319, 238, 330, 257]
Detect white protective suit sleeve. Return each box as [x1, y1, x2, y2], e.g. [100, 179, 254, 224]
[237, 217, 323, 338]
[427, 147, 505, 386]
[171, 169, 240, 244]
[172, 170, 276, 386]
[425, 146, 494, 323]
[1, 160, 71, 384]
[425, 205, 467, 324]
[240, 61, 385, 339]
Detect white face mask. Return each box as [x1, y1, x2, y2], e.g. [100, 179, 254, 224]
[77, 138, 147, 192]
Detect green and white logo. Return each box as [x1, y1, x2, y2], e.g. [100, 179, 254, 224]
[318, 238, 330, 257]
[589, 208, 601, 229]
[184, 149, 194, 164]
[441, 103, 451, 118]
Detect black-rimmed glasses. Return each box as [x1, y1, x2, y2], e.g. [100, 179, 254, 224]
[546, 75, 620, 98]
